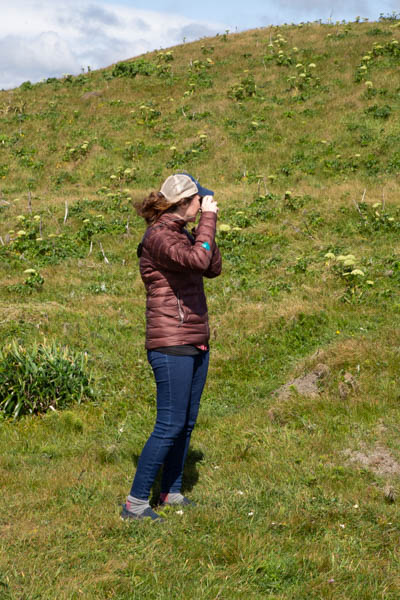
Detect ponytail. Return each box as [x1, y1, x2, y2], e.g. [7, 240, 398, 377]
[135, 191, 194, 225]
[135, 191, 171, 225]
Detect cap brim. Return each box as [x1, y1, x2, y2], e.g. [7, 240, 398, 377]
[196, 183, 214, 197]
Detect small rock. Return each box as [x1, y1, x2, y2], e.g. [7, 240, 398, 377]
[314, 363, 330, 379]
[384, 484, 396, 503]
[376, 420, 388, 435]
[267, 408, 278, 422]
[343, 372, 359, 392]
[384, 270, 394, 277]
[338, 382, 349, 399]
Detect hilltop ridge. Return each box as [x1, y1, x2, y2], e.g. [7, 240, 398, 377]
[1, 19, 400, 202]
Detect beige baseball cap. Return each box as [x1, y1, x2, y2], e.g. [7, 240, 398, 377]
[160, 173, 213, 204]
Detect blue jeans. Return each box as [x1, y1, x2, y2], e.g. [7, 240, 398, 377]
[130, 350, 209, 500]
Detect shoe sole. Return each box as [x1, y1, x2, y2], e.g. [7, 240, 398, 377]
[120, 505, 164, 522]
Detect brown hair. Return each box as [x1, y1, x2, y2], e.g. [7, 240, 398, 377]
[135, 191, 194, 225]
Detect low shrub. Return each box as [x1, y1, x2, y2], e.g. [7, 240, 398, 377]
[112, 59, 156, 78]
[0, 341, 94, 418]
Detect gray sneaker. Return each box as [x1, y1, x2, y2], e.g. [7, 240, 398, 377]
[159, 496, 196, 507]
[121, 504, 164, 521]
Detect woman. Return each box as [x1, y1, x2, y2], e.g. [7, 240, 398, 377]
[122, 173, 221, 521]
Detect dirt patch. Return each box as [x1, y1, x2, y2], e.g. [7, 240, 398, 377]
[81, 90, 103, 101]
[343, 445, 400, 477]
[274, 363, 330, 400]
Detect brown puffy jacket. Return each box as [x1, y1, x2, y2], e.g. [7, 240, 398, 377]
[139, 211, 222, 349]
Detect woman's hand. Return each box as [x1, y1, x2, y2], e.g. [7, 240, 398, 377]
[201, 195, 218, 214]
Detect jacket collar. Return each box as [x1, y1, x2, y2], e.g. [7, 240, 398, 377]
[155, 213, 187, 231]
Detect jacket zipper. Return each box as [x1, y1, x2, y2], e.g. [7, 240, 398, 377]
[177, 292, 184, 325]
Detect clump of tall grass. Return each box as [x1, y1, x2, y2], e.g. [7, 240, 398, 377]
[0, 341, 94, 418]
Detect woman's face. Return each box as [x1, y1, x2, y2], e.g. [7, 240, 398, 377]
[174, 194, 202, 223]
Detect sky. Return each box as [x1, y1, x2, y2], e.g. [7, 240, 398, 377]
[0, 0, 398, 90]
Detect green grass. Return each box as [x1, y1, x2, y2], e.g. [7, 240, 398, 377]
[1, 17, 400, 599]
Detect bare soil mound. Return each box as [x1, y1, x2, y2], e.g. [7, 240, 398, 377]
[274, 363, 330, 399]
[343, 445, 400, 477]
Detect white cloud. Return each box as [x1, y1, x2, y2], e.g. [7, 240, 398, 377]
[0, 0, 226, 89]
[258, 0, 398, 26]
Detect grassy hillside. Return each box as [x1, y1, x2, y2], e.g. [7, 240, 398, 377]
[1, 17, 400, 599]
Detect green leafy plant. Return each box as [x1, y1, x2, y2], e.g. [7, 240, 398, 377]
[5, 213, 83, 265]
[112, 59, 156, 78]
[108, 165, 136, 186]
[23, 268, 44, 290]
[52, 170, 78, 188]
[155, 51, 174, 78]
[63, 140, 92, 161]
[201, 45, 214, 55]
[324, 251, 373, 303]
[287, 65, 320, 92]
[132, 102, 161, 127]
[0, 341, 94, 418]
[157, 50, 174, 62]
[166, 138, 209, 169]
[228, 73, 257, 100]
[78, 215, 107, 241]
[358, 201, 400, 233]
[366, 26, 391, 35]
[7, 268, 44, 295]
[364, 104, 391, 119]
[122, 140, 162, 161]
[187, 58, 214, 89]
[13, 146, 37, 168]
[355, 39, 400, 82]
[19, 81, 33, 91]
[0, 164, 9, 177]
[264, 37, 294, 67]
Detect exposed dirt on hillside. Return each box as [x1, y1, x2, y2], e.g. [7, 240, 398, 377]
[274, 363, 330, 399]
[343, 445, 400, 477]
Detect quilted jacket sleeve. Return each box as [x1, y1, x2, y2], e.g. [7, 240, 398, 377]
[146, 212, 219, 273]
[203, 242, 222, 278]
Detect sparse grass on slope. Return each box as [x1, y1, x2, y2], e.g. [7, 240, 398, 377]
[1, 17, 400, 600]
